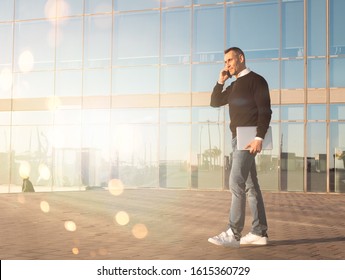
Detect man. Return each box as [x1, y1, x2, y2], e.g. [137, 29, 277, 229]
[208, 47, 272, 247]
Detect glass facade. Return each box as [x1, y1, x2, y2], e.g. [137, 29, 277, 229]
[0, 0, 345, 193]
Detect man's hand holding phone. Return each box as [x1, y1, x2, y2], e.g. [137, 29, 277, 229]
[218, 68, 232, 85]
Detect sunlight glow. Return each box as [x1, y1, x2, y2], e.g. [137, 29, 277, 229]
[64, 221, 77, 232]
[38, 163, 51, 181]
[108, 179, 124, 196]
[0, 68, 12, 91]
[72, 247, 79, 255]
[19, 161, 31, 179]
[40, 201, 50, 213]
[18, 51, 34, 72]
[115, 211, 130, 226]
[132, 223, 148, 239]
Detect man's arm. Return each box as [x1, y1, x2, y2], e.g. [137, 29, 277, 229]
[210, 83, 230, 107]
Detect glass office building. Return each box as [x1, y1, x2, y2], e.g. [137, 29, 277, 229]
[0, 0, 344, 193]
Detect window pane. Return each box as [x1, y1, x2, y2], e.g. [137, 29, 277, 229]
[282, 0, 304, 58]
[192, 63, 220, 93]
[249, 60, 279, 90]
[282, 59, 304, 89]
[160, 108, 190, 123]
[113, 12, 160, 66]
[12, 111, 54, 125]
[111, 108, 159, 124]
[227, 2, 279, 59]
[194, 0, 220, 4]
[84, 69, 111, 96]
[160, 124, 190, 188]
[56, 70, 82, 97]
[0, 126, 10, 189]
[281, 122, 304, 192]
[14, 20, 55, 71]
[13, 71, 54, 98]
[308, 0, 326, 56]
[0, 24, 12, 66]
[56, 17, 83, 69]
[112, 66, 159, 95]
[85, 0, 112, 14]
[162, 0, 191, 7]
[307, 104, 326, 120]
[84, 15, 112, 68]
[330, 57, 345, 87]
[111, 124, 159, 187]
[15, 0, 47, 20]
[330, 0, 345, 55]
[307, 123, 326, 192]
[308, 58, 326, 88]
[281, 105, 304, 121]
[329, 123, 345, 192]
[160, 65, 190, 94]
[0, 0, 14, 21]
[330, 104, 345, 120]
[192, 107, 224, 123]
[162, 9, 191, 64]
[191, 123, 224, 189]
[57, 0, 84, 17]
[114, 0, 160, 11]
[193, 6, 224, 62]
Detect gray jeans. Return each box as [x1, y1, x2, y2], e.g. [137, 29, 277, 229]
[228, 137, 268, 240]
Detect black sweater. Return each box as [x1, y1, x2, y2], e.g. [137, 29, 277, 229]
[210, 71, 272, 139]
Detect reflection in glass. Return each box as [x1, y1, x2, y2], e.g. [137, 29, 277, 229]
[160, 65, 190, 94]
[85, 0, 112, 14]
[11, 126, 53, 192]
[114, 0, 160, 11]
[83, 69, 111, 96]
[308, 58, 326, 88]
[0, 0, 14, 21]
[307, 123, 326, 192]
[282, 0, 304, 58]
[56, 17, 83, 69]
[162, 9, 191, 64]
[281, 123, 304, 192]
[193, 6, 224, 62]
[281, 105, 304, 121]
[192, 64, 221, 93]
[56, 70, 82, 97]
[192, 107, 224, 123]
[249, 60, 279, 89]
[191, 123, 223, 189]
[282, 59, 304, 89]
[330, 104, 345, 120]
[160, 108, 190, 123]
[330, 0, 345, 55]
[14, 20, 55, 71]
[162, 0, 191, 8]
[307, 0, 326, 56]
[57, 0, 84, 17]
[330, 123, 345, 193]
[15, 0, 47, 20]
[257, 122, 279, 192]
[307, 104, 326, 121]
[112, 66, 159, 95]
[113, 12, 160, 66]
[112, 124, 158, 188]
[0, 126, 10, 191]
[84, 15, 112, 68]
[0, 23, 13, 67]
[13, 71, 54, 98]
[227, 2, 279, 59]
[160, 124, 190, 188]
[111, 108, 159, 124]
[330, 57, 345, 87]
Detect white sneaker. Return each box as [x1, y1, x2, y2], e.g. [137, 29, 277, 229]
[240, 232, 268, 245]
[208, 230, 240, 248]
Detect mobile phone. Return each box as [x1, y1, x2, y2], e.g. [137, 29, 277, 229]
[226, 70, 232, 78]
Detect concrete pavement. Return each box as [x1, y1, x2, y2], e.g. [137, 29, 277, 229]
[1, 189, 345, 260]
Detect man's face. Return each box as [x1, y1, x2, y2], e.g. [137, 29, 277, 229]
[224, 50, 245, 77]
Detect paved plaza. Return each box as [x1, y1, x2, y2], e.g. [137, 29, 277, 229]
[1, 188, 345, 260]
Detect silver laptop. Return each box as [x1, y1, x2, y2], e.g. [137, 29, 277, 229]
[236, 126, 273, 150]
